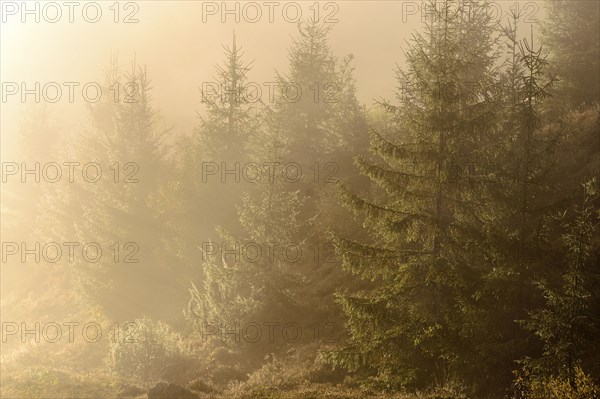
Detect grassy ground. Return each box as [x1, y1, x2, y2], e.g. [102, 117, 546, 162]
[0, 367, 463, 399]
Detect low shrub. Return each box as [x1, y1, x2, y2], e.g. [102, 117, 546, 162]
[513, 366, 600, 399]
[108, 317, 196, 385]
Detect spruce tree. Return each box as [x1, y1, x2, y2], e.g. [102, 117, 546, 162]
[327, 0, 500, 389]
[467, 14, 560, 389]
[170, 33, 260, 284]
[521, 179, 600, 389]
[196, 32, 257, 160]
[68, 58, 172, 321]
[270, 19, 369, 322]
[186, 109, 306, 350]
[542, 0, 600, 107]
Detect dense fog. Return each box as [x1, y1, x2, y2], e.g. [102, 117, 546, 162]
[1, 1, 599, 398]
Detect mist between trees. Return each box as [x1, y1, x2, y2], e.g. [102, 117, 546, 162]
[1, 1, 599, 398]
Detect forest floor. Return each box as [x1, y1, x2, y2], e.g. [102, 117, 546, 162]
[0, 368, 463, 399]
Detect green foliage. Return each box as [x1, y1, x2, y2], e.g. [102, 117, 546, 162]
[172, 35, 262, 322]
[542, 0, 600, 106]
[185, 115, 306, 331]
[328, 0, 501, 390]
[108, 318, 193, 385]
[521, 180, 600, 386]
[197, 32, 258, 159]
[62, 58, 173, 320]
[513, 366, 600, 399]
[0, 367, 117, 399]
[5, 2, 600, 397]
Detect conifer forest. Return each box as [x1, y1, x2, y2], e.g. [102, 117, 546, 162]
[0, 1, 599, 398]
